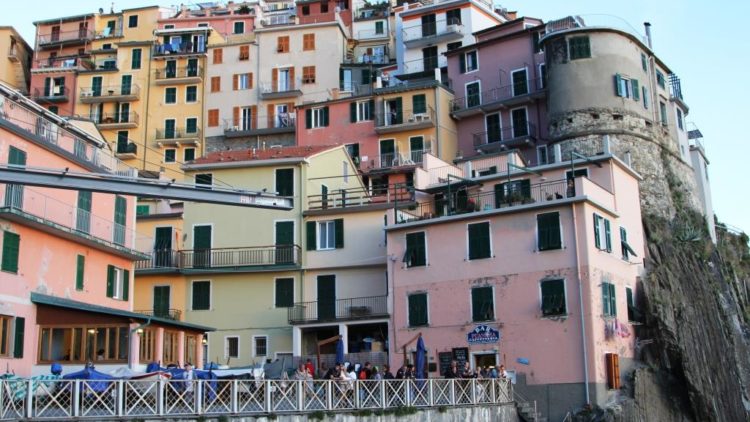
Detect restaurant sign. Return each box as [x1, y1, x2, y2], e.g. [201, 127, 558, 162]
[467, 325, 500, 345]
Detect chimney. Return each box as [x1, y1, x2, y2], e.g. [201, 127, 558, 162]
[506, 11, 517, 20]
[644, 22, 652, 49]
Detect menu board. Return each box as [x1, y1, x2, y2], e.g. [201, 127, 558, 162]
[452, 347, 469, 369]
[438, 352, 453, 376]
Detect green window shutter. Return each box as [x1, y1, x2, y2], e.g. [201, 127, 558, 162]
[350, 102, 357, 123]
[614, 74, 623, 97]
[631, 79, 640, 101]
[368, 100, 375, 120]
[537, 212, 561, 251]
[412, 94, 426, 114]
[44, 77, 51, 96]
[361, 68, 370, 85]
[12, 317, 24, 358]
[494, 183, 505, 208]
[468, 222, 490, 260]
[593, 214, 601, 249]
[405, 232, 426, 267]
[541, 279, 566, 316]
[459, 54, 466, 73]
[106, 265, 115, 298]
[642, 87, 649, 109]
[609, 284, 617, 316]
[602, 282, 610, 315]
[122, 269, 130, 301]
[1, 232, 20, 273]
[641, 53, 648, 71]
[604, 219, 612, 252]
[394, 97, 403, 122]
[306, 221, 317, 251]
[275, 278, 294, 307]
[76, 255, 85, 290]
[408, 294, 427, 326]
[520, 179, 531, 199]
[339, 68, 344, 90]
[334, 218, 344, 248]
[322, 106, 330, 127]
[192, 281, 210, 310]
[305, 109, 312, 129]
[620, 227, 629, 260]
[472, 286, 493, 322]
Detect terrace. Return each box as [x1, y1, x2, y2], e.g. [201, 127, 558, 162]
[288, 295, 388, 324]
[450, 78, 546, 118]
[135, 245, 301, 273]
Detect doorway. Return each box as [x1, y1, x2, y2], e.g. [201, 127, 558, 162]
[153, 285, 170, 318]
[275, 221, 294, 264]
[473, 352, 497, 370]
[317, 275, 336, 321]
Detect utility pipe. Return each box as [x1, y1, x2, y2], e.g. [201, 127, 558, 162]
[572, 201, 590, 404]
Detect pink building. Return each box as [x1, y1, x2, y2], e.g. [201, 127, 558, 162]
[387, 145, 644, 420]
[161, 3, 256, 36]
[0, 82, 210, 376]
[445, 17, 549, 164]
[296, 0, 352, 28]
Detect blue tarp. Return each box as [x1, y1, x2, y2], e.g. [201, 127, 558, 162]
[63, 367, 114, 393]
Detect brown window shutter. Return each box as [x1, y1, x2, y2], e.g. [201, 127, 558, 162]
[233, 74, 238, 91]
[208, 109, 218, 127]
[211, 76, 220, 92]
[213, 48, 223, 64]
[233, 106, 240, 127]
[267, 104, 274, 127]
[250, 105, 257, 129]
[289, 67, 295, 89]
[272, 68, 278, 89]
[248, 73, 253, 89]
[613, 354, 620, 389]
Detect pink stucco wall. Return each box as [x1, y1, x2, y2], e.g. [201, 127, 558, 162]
[296, 99, 378, 160]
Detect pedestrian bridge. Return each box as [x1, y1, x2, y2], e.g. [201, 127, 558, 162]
[0, 378, 514, 419]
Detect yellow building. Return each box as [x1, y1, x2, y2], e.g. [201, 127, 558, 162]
[0, 27, 32, 94]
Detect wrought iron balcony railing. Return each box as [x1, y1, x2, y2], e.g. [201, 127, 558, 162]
[136, 245, 302, 271]
[288, 295, 388, 324]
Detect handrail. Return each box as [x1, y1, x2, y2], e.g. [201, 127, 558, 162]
[451, 78, 546, 112]
[136, 245, 302, 270]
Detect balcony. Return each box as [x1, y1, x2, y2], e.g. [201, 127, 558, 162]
[154, 66, 203, 85]
[80, 84, 140, 103]
[32, 87, 70, 103]
[262, 2, 295, 13]
[374, 107, 435, 134]
[354, 6, 388, 21]
[94, 111, 139, 129]
[288, 295, 388, 324]
[95, 27, 123, 39]
[7, 46, 23, 63]
[402, 54, 447, 75]
[403, 18, 463, 48]
[115, 140, 138, 159]
[397, 179, 572, 224]
[83, 58, 119, 72]
[155, 127, 201, 147]
[356, 29, 389, 40]
[152, 42, 207, 57]
[134, 308, 182, 321]
[260, 14, 295, 26]
[32, 56, 93, 72]
[307, 183, 413, 211]
[260, 78, 303, 100]
[223, 113, 295, 138]
[37, 29, 95, 49]
[451, 78, 547, 118]
[135, 245, 302, 273]
[0, 185, 146, 259]
[472, 123, 538, 152]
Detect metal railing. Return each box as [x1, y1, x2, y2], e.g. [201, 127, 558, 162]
[0, 185, 144, 250]
[32, 87, 70, 101]
[451, 78, 545, 112]
[38, 28, 95, 45]
[261, 14, 295, 26]
[543, 14, 648, 45]
[288, 295, 388, 324]
[87, 58, 119, 70]
[261, 77, 303, 94]
[472, 123, 538, 148]
[154, 66, 203, 80]
[32, 56, 92, 71]
[93, 111, 139, 126]
[403, 17, 462, 42]
[95, 27, 123, 38]
[374, 107, 435, 128]
[222, 113, 296, 133]
[154, 127, 201, 140]
[133, 308, 182, 321]
[402, 55, 447, 74]
[116, 141, 137, 155]
[354, 6, 388, 20]
[357, 29, 388, 39]
[0, 378, 513, 420]
[152, 42, 207, 56]
[307, 184, 413, 210]
[135, 245, 302, 270]
[80, 84, 140, 99]
[397, 179, 571, 224]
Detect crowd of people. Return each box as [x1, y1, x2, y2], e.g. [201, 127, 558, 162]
[290, 358, 507, 381]
[443, 360, 508, 379]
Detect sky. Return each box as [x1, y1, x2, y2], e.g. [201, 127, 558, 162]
[7, 0, 749, 234]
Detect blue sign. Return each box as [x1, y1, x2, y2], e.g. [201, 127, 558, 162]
[467, 325, 501, 345]
[516, 358, 530, 365]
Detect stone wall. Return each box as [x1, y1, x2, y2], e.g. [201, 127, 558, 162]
[206, 134, 296, 153]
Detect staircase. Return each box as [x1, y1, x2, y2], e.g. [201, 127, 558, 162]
[516, 400, 546, 422]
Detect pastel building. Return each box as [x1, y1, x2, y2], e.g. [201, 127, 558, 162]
[387, 146, 645, 420]
[0, 82, 209, 376]
[0, 27, 32, 94]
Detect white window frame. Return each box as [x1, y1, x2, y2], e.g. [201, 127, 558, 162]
[311, 107, 326, 128]
[317, 220, 336, 250]
[618, 75, 631, 99]
[238, 73, 251, 90]
[566, 167, 589, 180]
[484, 112, 502, 143]
[539, 278, 568, 318]
[252, 335, 268, 357]
[233, 21, 245, 34]
[191, 279, 212, 311]
[510, 67, 528, 96]
[404, 230, 428, 268]
[465, 80, 481, 108]
[593, 213, 610, 251]
[535, 211, 564, 251]
[164, 87, 177, 104]
[164, 148, 176, 163]
[406, 291, 430, 327]
[537, 145, 549, 165]
[469, 285, 495, 322]
[224, 336, 240, 359]
[342, 161, 349, 183]
[538, 63, 546, 89]
[185, 85, 198, 103]
[510, 106, 529, 138]
[356, 100, 371, 122]
[112, 267, 124, 299]
[466, 220, 493, 261]
[273, 276, 295, 309]
[464, 50, 478, 73]
[185, 117, 199, 134]
[676, 108, 684, 131]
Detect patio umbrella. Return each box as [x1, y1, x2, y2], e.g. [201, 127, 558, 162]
[336, 336, 345, 364]
[415, 335, 426, 379]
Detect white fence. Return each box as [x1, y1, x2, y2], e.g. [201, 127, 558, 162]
[0, 378, 513, 419]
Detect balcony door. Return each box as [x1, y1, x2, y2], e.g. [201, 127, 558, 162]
[278, 69, 291, 92]
[486, 113, 501, 144]
[154, 226, 173, 267]
[379, 139, 395, 167]
[384, 98, 402, 125]
[121, 75, 132, 95]
[4, 147, 25, 208]
[317, 275, 336, 321]
[421, 14, 436, 37]
[422, 46, 438, 72]
[164, 119, 176, 139]
[409, 136, 424, 163]
[241, 107, 254, 131]
[153, 286, 170, 318]
[76, 191, 91, 234]
[275, 104, 289, 128]
[275, 221, 294, 264]
[193, 225, 212, 268]
[511, 108, 529, 138]
[51, 26, 60, 42]
[118, 103, 130, 123]
[165, 60, 176, 78]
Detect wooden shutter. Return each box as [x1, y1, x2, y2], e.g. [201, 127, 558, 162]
[1, 231, 20, 273]
[213, 48, 222, 64]
[494, 183, 505, 208]
[459, 54, 466, 73]
[593, 214, 601, 249]
[268, 104, 275, 128]
[631, 79, 640, 101]
[604, 219, 612, 252]
[12, 317, 24, 358]
[537, 212, 561, 251]
[305, 108, 312, 129]
[250, 105, 257, 129]
[233, 106, 240, 126]
[322, 106, 329, 127]
[334, 218, 344, 248]
[76, 255, 85, 290]
[350, 102, 357, 123]
[208, 109, 219, 127]
[289, 67, 295, 89]
[211, 76, 220, 92]
[606, 353, 620, 389]
[106, 265, 115, 298]
[614, 74, 623, 97]
[233, 74, 238, 90]
[272, 68, 278, 89]
[248, 72, 254, 89]
[306, 221, 316, 250]
[122, 269, 130, 300]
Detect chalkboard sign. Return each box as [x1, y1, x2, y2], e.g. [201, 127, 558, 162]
[438, 352, 452, 376]
[452, 347, 469, 369]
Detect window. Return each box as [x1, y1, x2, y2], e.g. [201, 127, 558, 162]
[539, 63, 547, 88]
[305, 106, 329, 128]
[210, 76, 220, 92]
[106, 265, 129, 301]
[186, 118, 198, 134]
[275, 278, 294, 307]
[277, 36, 289, 53]
[136, 205, 149, 216]
[128, 15, 138, 28]
[1, 232, 20, 273]
[48, 106, 58, 114]
[163, 331, 178, 363]
[350, 100, 373, 122]
[659, 101, 668, 126]
[676, 108, 684, 130]
[164, 87, 177, 104]
[620, 227, 637, 261]
[208, 109, 219, 127]
[239, 45, 249, 60]
[566, 168, 588, 180]
[656, 70, 666, 89]
[602, 281, 617, 317]
[511, 68, 528, 96]
[613, 74, 640, 101]
[466, 81, 480, 108]
[642, 87, 649, 109]
[184, 148, 196, 162]
[404, 231, 426, 267]
[568, 36, 590, 60]
[318, 220, 336, 250]
[375, 21, 384, 34]
[163, 24, 175, 29]
[494, 179, 531, 207]
[446, 8, 462, 24]
[468, 222, 491, 260]
[302, 66, 316, 84]
[541, 279, 566, 316]
[192, 281, 210, 310]
[0, 316, 11, 357]
[195, 173, 213, 188]
[464, 51, 478, 72]
[593, 213, 612, 252]
[233, 21, 244, 34]
[74, 254, 85, 291]
[234, 73, 252, 90]
[641, 53, 648, 72]
[606, 353, 621, 389]
[186, 85, 197, 103]
[213, 48, 223, 64]
[301, 5, 310, 15]
[412, 94, 426, 114]
[471, 286, 494, 322]
[275, 168, 294, 196]
[139, 329, 155, 362]
[131, 48, 141, 69]
[254, 336, 268, 357]
[225, 336, 239, 358]
[537, 212, 562, 251]
[307, 219, 343, 250]
[303, 33, 315, 51]
[408, 293, 428, 327]
[164, 149, 176, 163]
[447, 41, 462, 51]
[39, 325, 127, 363]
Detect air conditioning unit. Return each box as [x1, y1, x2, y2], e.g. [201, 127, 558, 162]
[81, 90, 93, 97]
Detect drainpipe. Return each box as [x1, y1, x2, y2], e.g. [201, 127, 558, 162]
[142, 46, 153, 171]
[129, 317, 152, 369]
[434, 85, 441, 159]
[572, 201, 590, 405]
